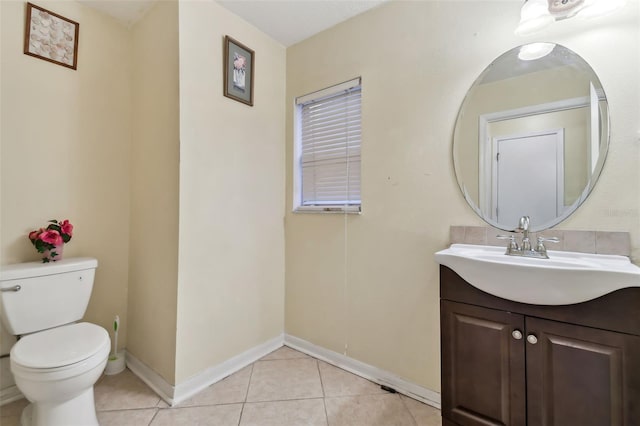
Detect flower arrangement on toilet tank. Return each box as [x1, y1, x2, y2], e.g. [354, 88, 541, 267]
[28, 219, 73, 262]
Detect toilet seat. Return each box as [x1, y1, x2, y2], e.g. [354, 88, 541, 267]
[11, 322, 110, 379]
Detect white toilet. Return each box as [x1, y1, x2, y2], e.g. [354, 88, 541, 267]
[0, 258, 110, 426]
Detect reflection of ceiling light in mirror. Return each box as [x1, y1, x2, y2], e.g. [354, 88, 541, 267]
[518, 43, 556, 61]
[515, 0, 554, 36]
[515, 0, 628, 36]
[577, 0, 628, 19]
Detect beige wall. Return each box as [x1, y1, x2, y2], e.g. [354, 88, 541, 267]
[285, 0, 639, 394]
[127, 0, 180, 385]
[176, 1, 286, 382]
[0, 0, 131, 379]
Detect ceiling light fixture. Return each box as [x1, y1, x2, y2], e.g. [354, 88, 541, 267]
[515, 0, 628, 36]
[515, 0, 555, 36]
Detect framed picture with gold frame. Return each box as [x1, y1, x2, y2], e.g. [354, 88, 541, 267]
[223, 36, 254, 106]
[24, 2, 79, 70]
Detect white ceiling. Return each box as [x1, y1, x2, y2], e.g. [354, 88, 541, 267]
[78, 1, 157, 28]
[78, 0, 388, 46]
[217, 1, 387, 46]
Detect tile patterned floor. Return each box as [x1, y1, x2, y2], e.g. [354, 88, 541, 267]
[0, 346, 442, 426]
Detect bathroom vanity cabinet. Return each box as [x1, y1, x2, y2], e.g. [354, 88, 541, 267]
[439, 266, 640, 426]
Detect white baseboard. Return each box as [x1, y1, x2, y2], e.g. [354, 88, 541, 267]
[125, 350, 176, 405]
[0, 385, 23, 406]
[284, 334, 441, 410]
[173, 333, 284, 405]
[126, 333, 285, 406]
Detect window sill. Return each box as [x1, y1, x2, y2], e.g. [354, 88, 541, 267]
[293, 205, 361, 214]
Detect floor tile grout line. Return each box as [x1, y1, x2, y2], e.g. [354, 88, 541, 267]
[398, 394, 419, 426]
[146, 407, 160, 426]
[162, 401, 245, 409]
[236, 361, 254, 426]
[237, 402, 245, 426]
[244, 396, 328, 404]
[97, 407, 162, 413]
[322, 393, 331, 426]
[243, 362, 255, 403]
[323, 389, 400, 399]
[315, 358, 326, 398]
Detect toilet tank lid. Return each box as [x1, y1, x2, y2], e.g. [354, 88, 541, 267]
[0, 257, 98, 282]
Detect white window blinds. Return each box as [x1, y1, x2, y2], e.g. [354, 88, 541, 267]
[295, 78, 361, 212]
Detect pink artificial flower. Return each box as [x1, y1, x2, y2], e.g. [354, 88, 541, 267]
[60, 219, 73, 237]
[39, 230, 63, 246]
[233, 54, 246, 71]
[28, 230, 41, 241]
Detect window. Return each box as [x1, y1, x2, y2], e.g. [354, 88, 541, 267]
[293, 78, 362, 213]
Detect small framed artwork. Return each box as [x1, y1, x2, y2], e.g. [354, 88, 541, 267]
[24, 2, 79, 70]
[223, 36, 254, 106]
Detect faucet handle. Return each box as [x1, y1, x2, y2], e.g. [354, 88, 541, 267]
[535, 236, 559, 257]
[497, 234, 519, 254]
[537, 236, 559, 244]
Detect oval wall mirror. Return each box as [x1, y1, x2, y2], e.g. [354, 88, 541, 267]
[453, 43, 609, 232]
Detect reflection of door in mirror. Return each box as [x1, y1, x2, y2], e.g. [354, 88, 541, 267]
[479, 103, 590, 209]
[493, 130, 564, 229]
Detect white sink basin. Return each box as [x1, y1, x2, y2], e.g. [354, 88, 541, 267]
[435, 244, 640, 305]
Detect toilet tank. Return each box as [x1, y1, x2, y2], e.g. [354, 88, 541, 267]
[0, 258, 98, 335]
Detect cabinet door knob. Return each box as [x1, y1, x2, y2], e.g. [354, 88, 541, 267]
[512, 330, 523, 340]
[527, 334, 538, 344]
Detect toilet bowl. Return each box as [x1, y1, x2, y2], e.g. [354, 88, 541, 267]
[10, 322, 110, 426]
[0, 258, 109, 426]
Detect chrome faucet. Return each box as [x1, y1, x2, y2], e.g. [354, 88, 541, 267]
[497, 216, 559, 259]
[517, 216, 531, 252]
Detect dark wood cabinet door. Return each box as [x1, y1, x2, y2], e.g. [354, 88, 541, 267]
[526, 317, 640, 426]
[441, 301, 526, 426]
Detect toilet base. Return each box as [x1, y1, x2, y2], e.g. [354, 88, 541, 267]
[19, 403, 32, 426]
[20, 387, 99, 426]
